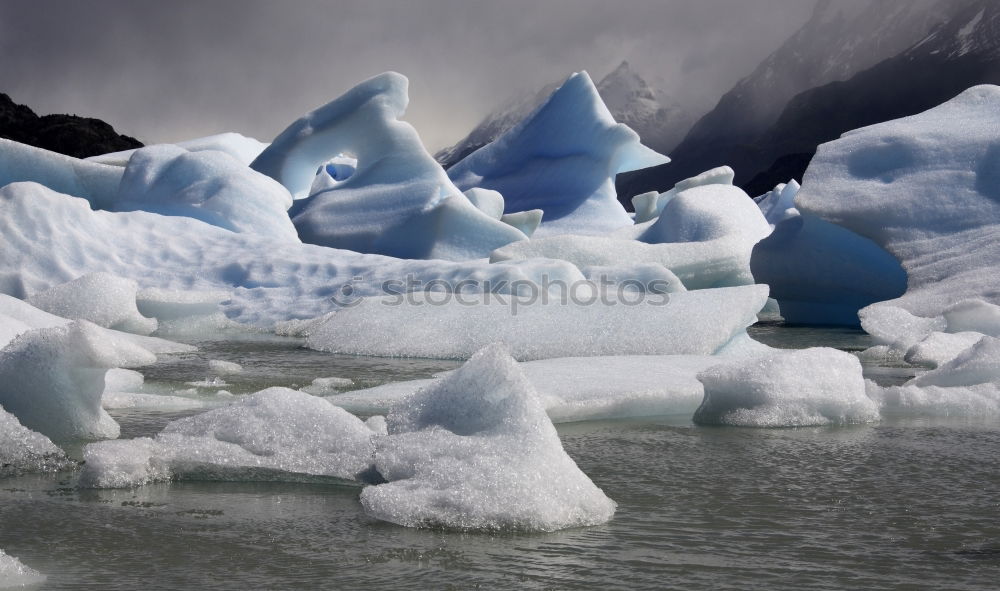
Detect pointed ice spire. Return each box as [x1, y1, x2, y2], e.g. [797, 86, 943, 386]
[448, 71, 669, 236]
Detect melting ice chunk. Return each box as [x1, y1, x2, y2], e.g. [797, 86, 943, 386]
[694, 348, 879, 427]
[80, 388, 375, 488]
[0, 406, 71, 477]
[0, 321, 156, 441]
[360, 344, 616, 531]
[0, 549, 46, 588]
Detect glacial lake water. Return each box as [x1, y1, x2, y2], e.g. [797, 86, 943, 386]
[2, 325, 999, 590]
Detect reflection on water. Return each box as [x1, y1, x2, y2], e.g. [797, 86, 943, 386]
[1, 325, 997, 590]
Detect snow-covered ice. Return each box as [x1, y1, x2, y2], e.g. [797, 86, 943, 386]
[0, 138, 122, 208]
[87, 132, 268, 167]
[0, 182, 584, 328]
[694, 348, 879, 427]
[448, 71, 668, 236]
[114, 145, 299, 241]
[359, 344, 616, 531]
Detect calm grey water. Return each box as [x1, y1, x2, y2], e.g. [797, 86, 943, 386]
[2, 327, 998, 590]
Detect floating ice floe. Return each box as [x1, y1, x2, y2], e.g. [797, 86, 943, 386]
[26, 272, 157, 335]
[0, 406, 71, 477]
[360, 344, 617, 531]
[794, 85, 1000, 339]
[83, 346, 617, 533]
[871, 336, 1000, 416]
[113, 145, 299, 242]
[208, 359, 243, 375]
[0, 549, 46, 588]
[693, 347, 879, 427]
[87, 132, 269, 167]
[100, 368, 231, 412]
[80, 387, 377, 488]
[329, 354, 719, 422]
[305, 284, 769, 361]
[493, 184, 769, 290]
[448, 71, 668, 236]
[252, 72, 526, 260]
[0, 320, 156, 441]
[301, 376, 354, 395]
[750, 181, 907, 326]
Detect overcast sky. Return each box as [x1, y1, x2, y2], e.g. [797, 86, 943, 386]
[0, 0, 818, 152]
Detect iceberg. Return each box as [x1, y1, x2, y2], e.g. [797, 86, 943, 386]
[80, 388, 376, 488]
[795, 85, 1000, 341]
[251, 72, 526, 260]
[114, 145, 299, 241]
[448, 72, 669, 236]
[305, 284, 769, 361]
[694, 348, 879, 427]
[0, 406, 71, 477]
[0, 321, 156, 441]
[0, 549, 46, 588]
[493, 184, 770, 290]
[359, 344, 616, 531]
[751, 207, 907, 326]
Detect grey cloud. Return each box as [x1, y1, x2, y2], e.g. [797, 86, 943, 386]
[0, 0, 817, 151]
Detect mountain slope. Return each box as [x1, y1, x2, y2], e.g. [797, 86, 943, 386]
[617, 0, 955, 199]
[744, 0, 1000, 195]
[0, 93, 142, 159]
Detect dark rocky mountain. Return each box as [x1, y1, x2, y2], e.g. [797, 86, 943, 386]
[0, 92, 142, 158]
[742, 0, 1000, 196]
[617, 0, 960, 201]
[435, 61, 689, 169]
